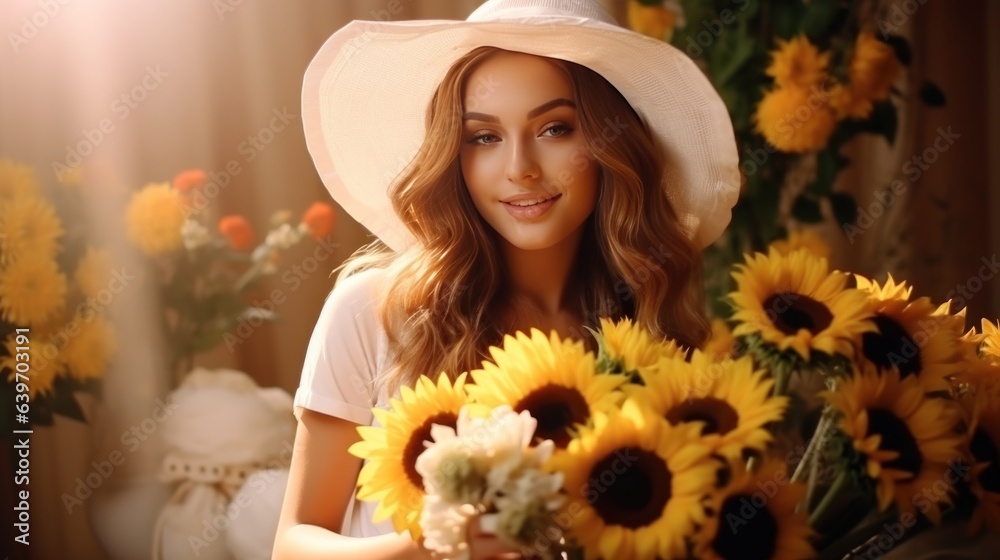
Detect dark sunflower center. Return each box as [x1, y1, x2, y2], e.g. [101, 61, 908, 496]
[970, 427, 1000, 493]
[515, 384, 589, 448]
[587, 447, 671, 529]
[665, 397, 739, 436]
[763, 293, 833, 335]
[402, 412, 458, 489]
[711, 493, 779, 560]
[867, 408, 923, 476]
[862, 315, 923, 377]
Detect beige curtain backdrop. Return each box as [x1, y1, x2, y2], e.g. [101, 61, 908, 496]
[0, 1, 996, 559]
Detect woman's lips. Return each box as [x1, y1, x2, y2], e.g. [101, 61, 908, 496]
[502, 193, 561, 220]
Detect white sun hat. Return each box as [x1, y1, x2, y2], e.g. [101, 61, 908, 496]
[301, 0, 740, 250]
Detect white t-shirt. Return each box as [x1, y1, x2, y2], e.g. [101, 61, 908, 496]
[293, 267, 395, 538]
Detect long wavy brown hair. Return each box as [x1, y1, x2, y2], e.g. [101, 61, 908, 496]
[334, 46, 709, 397]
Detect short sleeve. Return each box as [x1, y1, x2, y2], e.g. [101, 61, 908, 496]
[294, 267, 386, 425]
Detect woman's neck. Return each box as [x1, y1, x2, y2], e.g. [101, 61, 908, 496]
[500, 224, 586, 321]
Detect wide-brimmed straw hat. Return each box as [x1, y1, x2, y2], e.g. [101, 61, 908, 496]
[302, 0, 740, 250]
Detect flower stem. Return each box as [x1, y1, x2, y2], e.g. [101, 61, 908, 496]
[809, 469, 850, 528]
[791, 406, 831, 483]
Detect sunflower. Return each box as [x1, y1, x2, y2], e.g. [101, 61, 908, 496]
[980, 319, 1000, 363]
[626, 0, 682, 42]
[466, 328, 624, 448]
[729, 248, 875, 363]
[0, 160, 40, 203]
[765, 35, 831, 89]
[1, 333, 62, 399]
[769, 229, 831, 260]
[626, 350, 787, 460]
[830, 83, 875, 120]
[63, 315, 117, 381]
[548, 398, 717, 560]
[123, 182, 186, 256]
[959, 386, 1000, 534]
[0, 195, 64, 266]
[846, 32, 900, 103]
[74, 246, 113, 299]
[695, 460, 814, 560]
[0, 255, 67, 326]
[591, 317, 685, 379]
[702, 318, 737, 362]
[348, 372, 469, 537]
[854, 275, 959, 393]
[823, 366, 964, 524]
[754, 86, 838, 153]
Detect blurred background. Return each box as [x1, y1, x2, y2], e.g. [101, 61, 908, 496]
[0, 0, 997, 558]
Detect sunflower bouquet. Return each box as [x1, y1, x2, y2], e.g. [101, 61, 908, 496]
[349, 244, 1000, 559]
[0, 159, 114, 430]
[122, 169, 337, 382]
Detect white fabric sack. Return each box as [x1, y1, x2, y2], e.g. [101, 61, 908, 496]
[225, 469, 291, 560]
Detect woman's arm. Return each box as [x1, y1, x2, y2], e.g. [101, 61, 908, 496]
[272, 408, 432, 560]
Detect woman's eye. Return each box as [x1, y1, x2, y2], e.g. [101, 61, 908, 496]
[468, 133, 500, 145]
[543, 124, 573, 137]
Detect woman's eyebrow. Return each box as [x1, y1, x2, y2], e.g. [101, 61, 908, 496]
[462, 97, 576, 123]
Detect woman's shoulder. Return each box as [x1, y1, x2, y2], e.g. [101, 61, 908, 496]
[318, 266, 389, 332]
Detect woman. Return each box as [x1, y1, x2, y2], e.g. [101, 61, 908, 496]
[275, 1, 740, 558]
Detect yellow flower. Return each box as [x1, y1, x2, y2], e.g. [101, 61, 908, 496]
[626, 351, 787, 460]
[348, 373, 469, 537]
[824, 366, 964, 524]
[63, 315, 116, 381]
[124, 182, 186, 255]
[0, 195, 64, 266]
[769, 229, 831, 260]
[702, 318, 737, 361]
[1, 333, 62, 399]
[627, 0, 682, 42]
[548, 398, 717, 559]
[0, 160, 40, 203]
[980, 319, 1000, 363]
[765, 35, 831, 89]
[830, 82, 875, 120]
[855, 275, 960, 393]
[847, 32, 900, 103]
[0, 255, 67, 326]
[729, 248, 875, 362]
[958, 385, 1000, 535]
[695, 461, 814, 560]
[754, 86, 837, 153]
[593, 317, 685, 378]
[467, 328, 624, 448]
[74, 246, 113, 299]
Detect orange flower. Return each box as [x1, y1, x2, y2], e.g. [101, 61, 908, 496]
[172, 169, 207, 193]
[301, 202, 336, 240]
[218, 215, 255, 250]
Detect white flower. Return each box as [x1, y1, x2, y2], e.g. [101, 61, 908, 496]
[180, 218, 212, 250]
[419, 495, 477, 560]
[264, 223, 300, 250]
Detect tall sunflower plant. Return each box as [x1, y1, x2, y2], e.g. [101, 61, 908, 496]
[626, 0, 946, 316]
[0, 160, 114, 431]
[347, 244, 1000, 559]
[122, 169, 337, 383]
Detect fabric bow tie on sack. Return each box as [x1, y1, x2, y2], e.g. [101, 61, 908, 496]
[151, 368, 296, 560]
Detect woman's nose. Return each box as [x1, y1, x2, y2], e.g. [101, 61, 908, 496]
[504, 138, 541, 183]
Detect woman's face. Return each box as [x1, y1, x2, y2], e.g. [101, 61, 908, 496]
[459, 51, 599, 252]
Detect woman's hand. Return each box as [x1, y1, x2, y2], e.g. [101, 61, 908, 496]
[467, 514, 524, 560]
